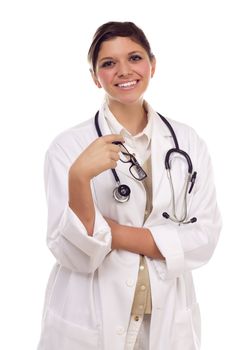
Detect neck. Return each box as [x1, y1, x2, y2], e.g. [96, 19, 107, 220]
[108, 99, 148, 135]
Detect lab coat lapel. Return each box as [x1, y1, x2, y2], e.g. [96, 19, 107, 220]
[151, 113, 174, 204]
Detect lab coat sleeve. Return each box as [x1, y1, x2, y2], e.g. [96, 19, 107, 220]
[44, 143, 112, 274]
[146, 136, 222, 280]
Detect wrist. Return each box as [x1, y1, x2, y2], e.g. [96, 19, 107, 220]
[69, 164, 91, 184]
[111, 223, 125, 250]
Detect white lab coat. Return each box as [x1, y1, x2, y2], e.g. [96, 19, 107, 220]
[37, 102, 221, 350]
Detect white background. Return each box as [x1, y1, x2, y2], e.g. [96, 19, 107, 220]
[0, 0, 243, 349]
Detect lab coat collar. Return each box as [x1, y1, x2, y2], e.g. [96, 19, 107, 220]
[102, 99, 153, 148]
[98, 98, 172, 138]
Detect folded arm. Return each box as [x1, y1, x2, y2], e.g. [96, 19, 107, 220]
[105, 217, 165, 260]
[106, 136, 221, 279]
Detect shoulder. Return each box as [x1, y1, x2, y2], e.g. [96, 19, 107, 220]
[153, 109, 209, 161]
[167, 117, 201, 142]
[46, 117, 97, 162]
[147, 102, 202, 144]
[166, 116, 211, 168]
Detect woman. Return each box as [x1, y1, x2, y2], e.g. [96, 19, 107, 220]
[38, 21, 221, 350]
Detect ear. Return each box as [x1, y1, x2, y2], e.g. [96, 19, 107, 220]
[89, 68, 102, 88]
[150, 57, 156, 78]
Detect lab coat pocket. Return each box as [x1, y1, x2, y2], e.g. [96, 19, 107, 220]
[172, 302, 201, 350]
[38, 308, 100, 350]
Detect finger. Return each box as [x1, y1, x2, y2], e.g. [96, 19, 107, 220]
[103, 158, 118, 169]
[103, 149, 120, 162]
[111, 160, 119, 169]
[110, 151, 120, 161]
[109, 144, 121, 153]
[102, 134, 125, 144]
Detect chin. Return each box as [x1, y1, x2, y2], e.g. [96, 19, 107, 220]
[113, 93, 144, 106]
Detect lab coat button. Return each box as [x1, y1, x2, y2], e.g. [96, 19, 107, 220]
[116, 326, 125, 335]
[140, 285, 146, 291]
[139, 265, 145, 271]
[126, 279, 134, 287]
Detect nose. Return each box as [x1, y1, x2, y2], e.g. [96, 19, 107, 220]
[117, 61, 132, 78]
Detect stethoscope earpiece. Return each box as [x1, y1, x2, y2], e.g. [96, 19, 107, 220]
[162, 212, 197, 224]
[113, 184, 131, 203]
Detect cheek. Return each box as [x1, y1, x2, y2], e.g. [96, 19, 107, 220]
[97, 70, 113, 86]
[137, 62, 152, 78]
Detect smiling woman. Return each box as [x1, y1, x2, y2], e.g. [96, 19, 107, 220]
[37, 21, 221, 350]
[95, 37, 155, 107]
[92, 36, 156, 124]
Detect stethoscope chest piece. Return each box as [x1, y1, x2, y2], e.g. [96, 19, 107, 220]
[113, 184, 131, 203]
[94, 110, 197, 224]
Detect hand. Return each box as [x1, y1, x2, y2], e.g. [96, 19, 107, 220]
[69, 134, 124, 181]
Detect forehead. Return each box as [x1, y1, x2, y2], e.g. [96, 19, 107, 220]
[98, 36, 146, 58]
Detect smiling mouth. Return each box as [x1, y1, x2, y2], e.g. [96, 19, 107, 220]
[115, 80, 139, 89]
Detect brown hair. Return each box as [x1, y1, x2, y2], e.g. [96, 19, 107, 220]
[88, 21, 155, 73]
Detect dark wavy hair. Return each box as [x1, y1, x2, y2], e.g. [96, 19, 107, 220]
[88, 21, 155, 72]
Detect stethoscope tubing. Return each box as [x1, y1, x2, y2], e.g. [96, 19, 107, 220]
[94, 111, 121, 184]
[156, 113, 179, 149]
[94, 110, 197, 224]
[165, 148, 193, 174]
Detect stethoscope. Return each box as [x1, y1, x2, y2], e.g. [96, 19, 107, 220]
[94, 111, 197, 225]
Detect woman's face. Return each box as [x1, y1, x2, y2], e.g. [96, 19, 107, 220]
[93, 36, 156, 106]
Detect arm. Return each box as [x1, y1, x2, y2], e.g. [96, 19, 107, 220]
[68, 176, 95, 236]
[105, 218, 165, 260]
[68, 134, 124, 235]
[45, 133, 124, 273]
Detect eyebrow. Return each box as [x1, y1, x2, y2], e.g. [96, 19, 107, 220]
[98, 51, 144, 63]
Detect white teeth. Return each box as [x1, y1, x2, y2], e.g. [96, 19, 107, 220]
[117, 80, 137, 88]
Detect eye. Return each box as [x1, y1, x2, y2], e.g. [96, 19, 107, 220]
[100, 60, 115, 68]
[129, 54, 142, 62]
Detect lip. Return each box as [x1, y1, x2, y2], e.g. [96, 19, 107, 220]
[114, 80, 139, 90]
